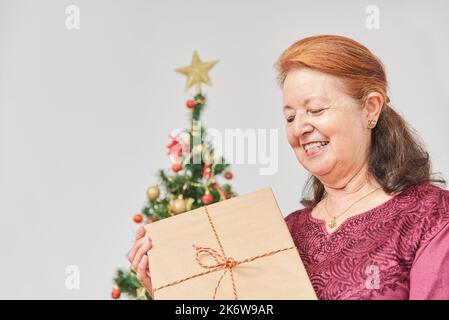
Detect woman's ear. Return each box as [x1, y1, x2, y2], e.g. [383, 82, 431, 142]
[364, 92, 384, 121]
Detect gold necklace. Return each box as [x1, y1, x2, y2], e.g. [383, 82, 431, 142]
[323, 187, 382, 229]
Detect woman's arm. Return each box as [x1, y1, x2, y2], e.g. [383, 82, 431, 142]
[409, 199, 449, 299]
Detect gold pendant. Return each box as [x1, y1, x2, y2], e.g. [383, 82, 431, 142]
[328, 217, 337, 229]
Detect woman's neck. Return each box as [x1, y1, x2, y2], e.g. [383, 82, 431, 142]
[321, 163, 382, 207]
[311, 164, 391, 231]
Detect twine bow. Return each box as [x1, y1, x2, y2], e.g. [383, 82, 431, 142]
[153, 206, 296, 299]
[192, 245, 239, 299]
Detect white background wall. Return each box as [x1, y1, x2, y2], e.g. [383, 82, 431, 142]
[1, 0, 448, 299]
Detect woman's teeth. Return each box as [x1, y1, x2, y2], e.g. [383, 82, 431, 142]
[304, 141, 329, 152]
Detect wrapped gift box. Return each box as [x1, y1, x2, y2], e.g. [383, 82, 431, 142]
[144, 188, 317, 300]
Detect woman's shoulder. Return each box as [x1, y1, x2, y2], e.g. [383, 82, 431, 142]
[400, 182, 448, 212]
[284, 207, 311, 232]
[406, 181, 448, 198]
[397, 182, 449, 242]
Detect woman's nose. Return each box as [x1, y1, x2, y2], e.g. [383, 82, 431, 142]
[292, 115, 313, 138]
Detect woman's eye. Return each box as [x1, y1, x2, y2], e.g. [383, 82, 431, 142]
[286, 108, 325, 123]
[308, 108, 324, 115]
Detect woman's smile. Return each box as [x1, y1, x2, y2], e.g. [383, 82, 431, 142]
[303, 141, 330, 158]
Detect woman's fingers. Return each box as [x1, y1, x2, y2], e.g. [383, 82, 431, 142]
[137, 255, 153, 295]
[128, 226, 155, 296]
[132, 238, 152, 271]
[135, 226, 146, 241]
[127, 236, 148, 264]
[128, 226, 152, 263]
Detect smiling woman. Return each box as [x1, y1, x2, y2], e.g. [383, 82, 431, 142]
[127, 34, 449, 301]
[276, 35, 449, 300]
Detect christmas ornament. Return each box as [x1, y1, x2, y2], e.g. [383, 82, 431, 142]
[146, 186, 160, 201]
[172, 162, 182, 173]
[201, 193, 213, 205]
[175, 51, 219, 94]
[224, 171, 233, 180]
[167, 140, 183, 162]
[171, 198, 187, 214]
[111, 288, 121, 299]
[185, 197, 195, 211]
[167, 132, 190, 162]
[133, 214, 143, 223]
[186, 99, 196, 109]
[203, 162, 212, 179]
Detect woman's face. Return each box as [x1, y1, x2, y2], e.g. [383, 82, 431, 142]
[282, 68, 371, 187]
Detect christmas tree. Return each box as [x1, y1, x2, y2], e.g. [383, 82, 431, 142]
[111, 52, 237, 300]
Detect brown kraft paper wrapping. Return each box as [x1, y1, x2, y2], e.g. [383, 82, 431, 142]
[144, 188, 317, 300]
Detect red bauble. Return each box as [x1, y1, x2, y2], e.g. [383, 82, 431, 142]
[133, 214, 143, 223]
[202, 194, 213, 205]
[111, 288, 121, 299]
[186, 99, 196, 109]
[224, 171, 233, 180]
[172, 163, 182, 172]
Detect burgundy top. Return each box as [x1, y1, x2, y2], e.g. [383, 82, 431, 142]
[285, 182, 449, 300]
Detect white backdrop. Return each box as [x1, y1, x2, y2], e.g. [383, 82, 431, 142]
[1, 0, 448, 299]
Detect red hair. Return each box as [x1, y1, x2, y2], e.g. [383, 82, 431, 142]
[276, 35, 389, 105]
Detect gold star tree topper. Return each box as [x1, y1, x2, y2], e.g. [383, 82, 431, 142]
[175, 51, 218, 94]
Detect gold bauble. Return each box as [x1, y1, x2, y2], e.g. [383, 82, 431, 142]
[146, 186, 160, 201]
[185, 198, 195, 211]
[171, 198, 187, 214]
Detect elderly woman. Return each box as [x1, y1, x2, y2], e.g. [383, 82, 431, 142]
[128, 35, 449, 300]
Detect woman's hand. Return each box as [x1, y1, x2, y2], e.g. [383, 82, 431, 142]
[128, 226, 153, 297]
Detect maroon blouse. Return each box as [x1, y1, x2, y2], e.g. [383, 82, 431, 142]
[285, 182, 449, 300]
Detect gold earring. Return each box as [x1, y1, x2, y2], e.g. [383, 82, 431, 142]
[367, 119, 377, 129]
